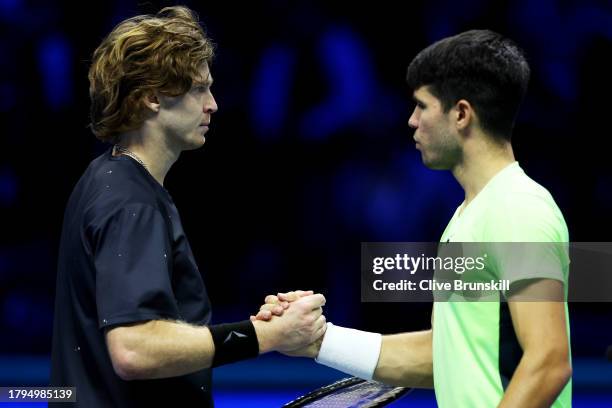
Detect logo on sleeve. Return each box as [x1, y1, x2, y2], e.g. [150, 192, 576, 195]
[224, 331, 247, 343]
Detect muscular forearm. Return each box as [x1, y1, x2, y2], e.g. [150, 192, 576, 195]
[107, 295, 326, 381]
[498, 350, 571, 408]
[106, 319, 216, 380]
[373, 330, 433, 388]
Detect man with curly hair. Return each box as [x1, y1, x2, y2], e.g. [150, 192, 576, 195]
[50, 6, 326, 407]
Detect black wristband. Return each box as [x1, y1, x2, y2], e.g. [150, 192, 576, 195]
[209, 320, 259, 367]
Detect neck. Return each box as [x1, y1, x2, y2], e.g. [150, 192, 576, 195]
[452, 135, 515, 206]
[114, 124, 180, 186]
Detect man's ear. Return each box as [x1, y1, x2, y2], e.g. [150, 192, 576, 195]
[454, 99, 474, 131]
[143, 92, 160, 113]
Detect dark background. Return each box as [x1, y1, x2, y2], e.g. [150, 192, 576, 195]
[0, 0, 611, 404]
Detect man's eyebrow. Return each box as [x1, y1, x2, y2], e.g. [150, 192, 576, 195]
[193, 78, 213, 86]
[412, 95, 426, 106]
[193, 73, 213, 86]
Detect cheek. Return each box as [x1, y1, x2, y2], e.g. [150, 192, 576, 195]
[417, 116, 433, 136]
[176, 103, 202, 125]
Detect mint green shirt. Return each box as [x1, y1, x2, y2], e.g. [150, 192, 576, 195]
[433, 162, 572, 407]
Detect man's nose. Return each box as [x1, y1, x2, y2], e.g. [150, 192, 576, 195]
[205, 94, 218, 114]
[408, 110, 418, 129]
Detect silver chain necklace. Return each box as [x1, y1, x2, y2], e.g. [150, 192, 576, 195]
[113, 145, 148, 169]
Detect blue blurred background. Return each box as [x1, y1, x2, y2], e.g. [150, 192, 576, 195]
[0, 0, 611, 406]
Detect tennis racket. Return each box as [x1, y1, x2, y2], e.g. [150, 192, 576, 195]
[283, 377, 411, 407]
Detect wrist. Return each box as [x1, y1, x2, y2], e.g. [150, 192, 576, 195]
[208, 320, 259, 367]
[311, 334, 324, 358]
[315, 322, 382, 380]
[252, 320, 275, 354]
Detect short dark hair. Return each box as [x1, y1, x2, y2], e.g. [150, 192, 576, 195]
[406, 29, 530, 140]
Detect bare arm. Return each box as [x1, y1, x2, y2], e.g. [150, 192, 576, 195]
[374, 307, 434, 387]
[272, 326, 433, 388]
[106, 294, 327, 381]
[105, 319, 215, 381]
[498, 279, 572, 407]
[258, 292, 434, 388]
[373, 329, 434, 388]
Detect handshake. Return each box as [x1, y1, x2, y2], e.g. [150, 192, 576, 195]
[249, 290, 327, 358]
[247, 290, 383, 382]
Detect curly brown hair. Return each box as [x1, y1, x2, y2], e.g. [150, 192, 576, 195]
[88, 6, 215, 143]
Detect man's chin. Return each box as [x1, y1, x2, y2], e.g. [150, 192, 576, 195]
[421, 156, 450, 171]
[183, 134, 207, 150]
[195, 135, 206, 147]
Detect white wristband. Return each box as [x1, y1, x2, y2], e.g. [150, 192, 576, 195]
[315, 322, 382, 380]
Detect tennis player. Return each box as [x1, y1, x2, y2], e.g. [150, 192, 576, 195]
[49, 6, 326, 407]
[257, 30, 572, 407]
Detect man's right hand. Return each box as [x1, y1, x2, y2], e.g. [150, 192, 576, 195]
[250, 290, 312, 321]
[251, 293, 326, 354]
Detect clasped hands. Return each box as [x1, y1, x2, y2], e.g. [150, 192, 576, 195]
[251, 290, 326, 358]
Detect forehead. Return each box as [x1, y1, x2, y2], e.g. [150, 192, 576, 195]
[413, 85, 437, 103]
